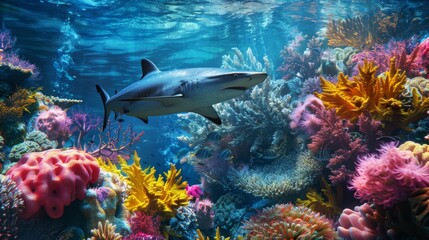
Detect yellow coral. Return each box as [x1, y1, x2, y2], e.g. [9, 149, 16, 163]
[315, 57, 429, 132]
[296, 178, 342, 218]
[196, 227, 241, 240]
[399, 141, 429, 167]
[120, 152, 190, 217]
[89, 220, 122, 240]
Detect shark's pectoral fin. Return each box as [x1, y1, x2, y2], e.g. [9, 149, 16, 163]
[119, 94, 184, 107]
[192, 106, 222, 125]
[138, 117, 149, 124]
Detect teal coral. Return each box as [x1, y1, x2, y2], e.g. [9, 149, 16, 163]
[8, 130, 57, 162]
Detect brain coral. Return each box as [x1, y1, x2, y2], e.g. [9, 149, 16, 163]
[6, 148, 100, 219]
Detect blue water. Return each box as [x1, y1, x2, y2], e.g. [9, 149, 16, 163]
[2, 0, 429, 239]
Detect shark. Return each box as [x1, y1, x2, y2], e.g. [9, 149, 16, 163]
[96, 59, 268, 130]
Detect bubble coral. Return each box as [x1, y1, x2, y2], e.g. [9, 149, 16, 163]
[6, 148, 100, 219]
[35, 106, 72, 147]
[243, 203, 337, 239]
[350, 143, 429, 207]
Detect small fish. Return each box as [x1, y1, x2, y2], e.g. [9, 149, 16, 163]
[117, 118, 124, 123]
[197, 162, 205, 166]
[195, 148, 212, 159]
[218, 149, 233, 160]
[207, 132, 222, 141]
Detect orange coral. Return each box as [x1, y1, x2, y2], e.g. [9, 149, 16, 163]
[315, 57, 429, 132]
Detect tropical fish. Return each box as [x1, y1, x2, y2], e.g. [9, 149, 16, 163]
[195, 148, 212, 159]
[96, 59, 268, 130]
[218, 149, 233, 160]
[207, 131, 222, 141]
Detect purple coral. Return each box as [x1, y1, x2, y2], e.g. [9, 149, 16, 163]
[70, 112, 101, 149]
[35, 106, 72, 147]
[350, 143, 429, 207]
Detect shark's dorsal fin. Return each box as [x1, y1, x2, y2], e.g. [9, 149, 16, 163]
[192, 106, 222, 125]
[141, 59, 160, 79]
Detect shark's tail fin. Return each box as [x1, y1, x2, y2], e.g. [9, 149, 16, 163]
[96, 84, 111, 131]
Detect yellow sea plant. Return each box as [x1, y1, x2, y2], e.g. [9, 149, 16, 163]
[196, 227, 242, 240]
[296, 178, 342, 219]
[315, 57, 429, 132]
[119, 152, 190, 217]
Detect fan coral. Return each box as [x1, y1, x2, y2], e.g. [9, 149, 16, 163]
[6, 148, 100, 218]
[315, 57, 429, 133]
[120, 153, 190, 217]
[89, 220, 122, 240]
[350, 143, 429, 207]
[35, 106, 72, 147]
[337, 203, 386, 239]
[0, 176, 24, 239]
[326, 12, 397, 50]
[244, 203, 337, 239]
[228, 151, 321, 199]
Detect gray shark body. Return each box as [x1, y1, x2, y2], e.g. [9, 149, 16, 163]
[96, 59, 268, 130]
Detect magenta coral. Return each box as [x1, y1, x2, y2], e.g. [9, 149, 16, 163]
[35, 106, 72, 147]
[194, 198, 214, 230]
[186, 184, 203, 199]
[350, 143, 429, 207]
[125, 211, 163, 240]
[6, 148, 100, 219]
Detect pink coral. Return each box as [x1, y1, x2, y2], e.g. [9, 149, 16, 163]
[125, 211, 163, 240]
[337, 203, 385, 240]
[35, 106, 72, 146]
[6, 148, 100, 219]
[194, 198, 214, 230]
[186, 184, 203, 199]
[350, 143, 429, 207]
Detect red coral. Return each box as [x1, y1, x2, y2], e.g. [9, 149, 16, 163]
[6, 149, 100, 219]
[125, 211, 163, 240]
[350, 143, 429, 207]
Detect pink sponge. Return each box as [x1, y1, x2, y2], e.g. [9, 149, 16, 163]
[6, 148, 100, 219]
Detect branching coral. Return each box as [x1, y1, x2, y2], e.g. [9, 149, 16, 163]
[296, 177, 342, 219]
[243, 203, 337, 239]
[326, 12, 398, 50]
[120, 153, 190, 217]
[228, 151, 321, 199]
[0, 88, 38, 146]
[196, 227, 236, 240]
[315, 57, 429, 133]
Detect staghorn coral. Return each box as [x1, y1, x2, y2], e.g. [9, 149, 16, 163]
[0, 176, 24, 239]
[243, 203, 337, 239]
[0, 88, 38, 146]
[315, 57, 429, 133]
[228, 151, 321, 199]
[296, 177, 342, 219]
[326, 12, 398, 50]
[350, 143, 429, 207]
[120, 153, 190, 217]
[89, 220, 122, 240]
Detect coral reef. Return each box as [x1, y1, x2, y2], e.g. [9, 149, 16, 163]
[80, 170, 130, 236]
[0, 176, 24, 239]
[165, 205, 198, 239]
[243, 203, 337, 239]
[228, 151, 321, 199]
[325, 12, 397, 50]
[35, 106, 72, 147]
[194, 198, 214, 230]
[125, 211, 163, 240]
[196, 227, 235, 240]
[89, 220, 122, 240]
[8, 130, 57, 162]
[0, 88, 39, 146]
[6, 148, 100, 218]
[399, 141, 429, 165]
[315, 57, 429, 133]
[70, 112, 101, 150]
[186, 184, 203, 199]
[119, 153, 190, 217]
[409, 187, 429, 237]
[350, 143, 429, 207]
[212, 193, 248, 237]
[337, 203, 386, 239]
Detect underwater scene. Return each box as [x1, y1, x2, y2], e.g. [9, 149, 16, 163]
[2, 0, 429, 239]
